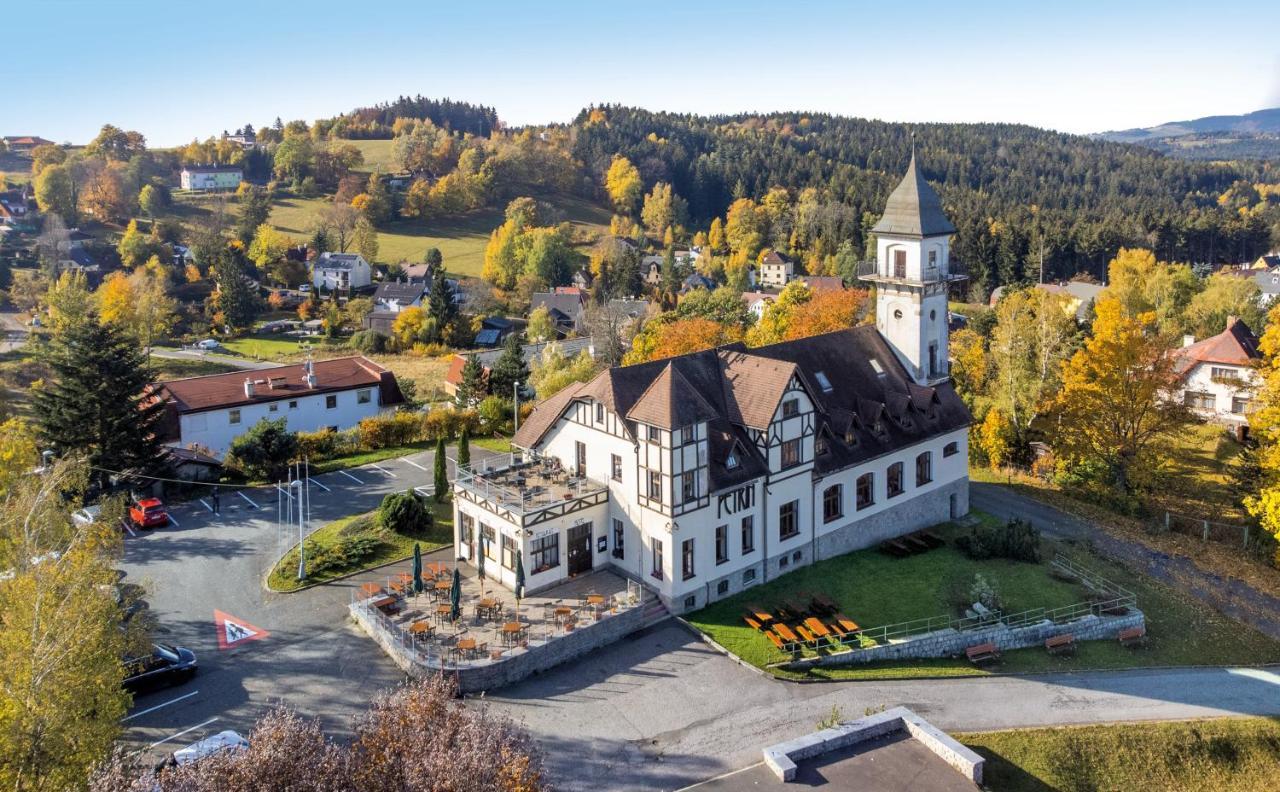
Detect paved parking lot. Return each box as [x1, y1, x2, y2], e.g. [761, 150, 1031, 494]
[117, 447, 501, 762]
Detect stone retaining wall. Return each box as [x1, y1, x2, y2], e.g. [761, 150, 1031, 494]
[763, 706, 983, 784]
[785, 609, 1145, 670]
[351, 599, 658, 694]
[816, 478, 969, 561]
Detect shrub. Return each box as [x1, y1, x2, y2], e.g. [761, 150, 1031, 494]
[955, 518, 1041, 563]
[358, 412, 423, 449]
[477, 395, 511, 435]
[224, 418, 299, 479]
[378, 489, 432, 535]
[306, 534, 382, 577]
[968, 573, 1003, 611]
[422, 407, 477, 441]
[349, 329, 388, 353]
[296, 428, 337, 460]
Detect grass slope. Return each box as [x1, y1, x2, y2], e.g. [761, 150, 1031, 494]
[268, 501, 452, 592]
[687, 517, 1280, 681]
[959, 718, 1280, 792]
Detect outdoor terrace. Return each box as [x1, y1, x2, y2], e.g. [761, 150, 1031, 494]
[454, 455, 608, 524]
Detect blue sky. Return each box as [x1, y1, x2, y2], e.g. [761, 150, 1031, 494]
[6, 0, 1279, 146]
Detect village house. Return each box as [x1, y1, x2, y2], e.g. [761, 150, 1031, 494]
[530, 289, 588, 337]
[741, 291, 777, 320]
[444, 337, 600, 399]
[312, 252, 372, 292]
[2, 135, 54, 153]
[758, 250, 796, 289]
[1173, 317, 1261, 433]
[153, 356, 404, 457]
[989, 280, 1103, 323]
[363, 280, 431, 334]
[179, 164, 243, 191]
[451, 156, 971, 614]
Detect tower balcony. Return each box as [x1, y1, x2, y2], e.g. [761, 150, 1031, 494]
[856, 259, 969, 287]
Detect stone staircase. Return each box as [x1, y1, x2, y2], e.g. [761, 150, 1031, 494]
[636, 597, 672, 630]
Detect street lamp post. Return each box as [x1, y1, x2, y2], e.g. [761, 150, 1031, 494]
[293, 479, 306, 581]
[513, 381, 520, 435]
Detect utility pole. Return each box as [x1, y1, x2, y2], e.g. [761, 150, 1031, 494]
[513, 380, 520, 434]
[294, 478, 306, 581]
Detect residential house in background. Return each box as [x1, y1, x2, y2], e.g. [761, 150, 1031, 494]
[988, 280, 1103, 323]
[452, 156, 971, 614]
[363, 280, 431, 334]
[741, 291, 777, 320]
[1172, 316, 1261, 434]
[680, 272, 717, 295]
[758, 250, 796, 289]
[0, 187, 37, 232]
[1253, 269, 1280, 306]
[153, 356, 405, 457]
[474, 316, 515, 348]
[179, 164, 243, 191]
[444, 336, 601, 399]
[312, 252, 372, 292]
[530, 290, 587, 337]
[2, 136, 54, 153]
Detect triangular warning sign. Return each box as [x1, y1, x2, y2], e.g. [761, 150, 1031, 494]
[214, 609, 270, 650]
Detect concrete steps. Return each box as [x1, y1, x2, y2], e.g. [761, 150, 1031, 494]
[637, 599, 671, 629]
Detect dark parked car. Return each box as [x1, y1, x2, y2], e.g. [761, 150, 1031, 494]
[124, 644, 197, 693]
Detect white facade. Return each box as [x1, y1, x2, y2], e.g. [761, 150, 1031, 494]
[759, 258, 795, 289]
[312, 253, 372, 291]
[1178, 361, 1258, 426]
[174, 385, 388, 457]
[180, 167, 242, 191]
[872, 233, 952, 385]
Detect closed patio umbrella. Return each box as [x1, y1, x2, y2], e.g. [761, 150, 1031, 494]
[449, 567, 462, 623]
[514, 552, 526, 617]
[477, 536, 486, 595]
[412, 543, 424, 594]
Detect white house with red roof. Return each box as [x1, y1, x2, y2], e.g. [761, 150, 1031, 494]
[1172, 317, 1261, 428]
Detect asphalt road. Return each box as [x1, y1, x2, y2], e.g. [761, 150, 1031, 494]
[150, 347, 282, 371]
[482, 621, 1280, 792]
[0, 310, 29, 352]
[117, 446, 502, 762]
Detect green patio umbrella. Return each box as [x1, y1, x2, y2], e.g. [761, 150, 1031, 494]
[449, 567, 462, 623]
[412, 543, 424, 594]
[514, 552, 526, 616]
[476, 536, 486, 594]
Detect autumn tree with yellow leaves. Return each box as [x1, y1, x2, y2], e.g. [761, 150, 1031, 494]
[604, 155, 642, 216]
[1048, 296, 1191, 493]
[1243, 303, 1280, 561]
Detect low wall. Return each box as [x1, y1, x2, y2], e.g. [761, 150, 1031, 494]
[762, 706, 983, 784]
[816, 478, 969, 561]
[785, 609, 1145, 670]
[351, 598, 655, 694]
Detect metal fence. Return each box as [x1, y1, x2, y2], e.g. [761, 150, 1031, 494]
[1155, 510, 1269, 555]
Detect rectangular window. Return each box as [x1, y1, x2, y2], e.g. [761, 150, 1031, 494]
[459, 513, 474, 553]
[501, 535, 517, 571]
[943, 441, 959, 458]
[928, 250, 938, 268]
[682, 538, 695, 580]
[681, 425, 694, 445]
[531, 534, 559, 573]
[780, 438, 802, 469]
[228, 409, 241, 425]
[823, 485, 843, 523]
[743, 568, 756, 584]
[648, 425, 661, 444]
[888, 462, 904, 498]
[741, 515, 755, 553]
[716, 525, 729, 564]
[611, 454, 622, 481]
[916, 452, 933, 486]
[857, 473, 874, 510]
[893, 249, 907, 279]
[652, 539, 664, 580]
[596, 402, 605, 422]
[357, 389, 372, 404]
[269, 403, 278, 412]
[717, 580, 730, 595]
[289, 400, 298, 409]
[1211, 366, 1240, 381]
[681, 471, 697, 503]
[481, 524, 497, 561]
[613, 518, 624, 559]
[647, 470, 662, 500]
[779, 500, 799, 540]
[1183, 391, 1215, 410]
[1232, 397, 1252, 415]
[325, 394, 337, 409]
[575, 441, 586, 477]
[782, 398, 799, 418]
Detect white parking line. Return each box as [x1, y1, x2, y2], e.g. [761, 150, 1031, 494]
[237, 491, 261, 509]
[122, 520, 137, 537]
[309, 477, 331, 492]
[413, 486, 433, 498]
[199, 499, 214, 513]
[167, 513, 180, 528]
[402, 458, 428, 472]
[276, 484, 294, 500]
[147, 717, 219, 750]
[369, 463, 396, 477]
[338, 470, 362, 484]
[122, 690, 199, 722]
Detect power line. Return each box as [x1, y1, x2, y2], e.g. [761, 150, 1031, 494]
[89, 466, 264, 489]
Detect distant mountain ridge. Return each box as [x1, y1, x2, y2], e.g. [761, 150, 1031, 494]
[1096, 108, 1280, 160]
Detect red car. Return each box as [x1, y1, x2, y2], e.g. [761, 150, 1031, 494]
[129, 498, 169, 529]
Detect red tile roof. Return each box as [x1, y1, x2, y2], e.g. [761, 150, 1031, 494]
[1173, 317, 1260, 378]
[156, 356, 403, 414]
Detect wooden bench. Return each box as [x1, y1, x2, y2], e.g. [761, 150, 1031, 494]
[743, 615, 762, 631]
[834, 614, 860, 634]
[795, 625, 816, 645]
[880, 539, 911, 557]
[1118, 626, 1148, 648]
[919, 530, 946, 548]
[765, 631, 786, 651]
[812, 593, 839, 614]
[965, 642, 1002, 665]
[1045, 633, 1076, 656]
[904, 534, 932, 552]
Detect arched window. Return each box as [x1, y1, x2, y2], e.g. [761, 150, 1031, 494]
[856, 473, 874, 510]
[916, 452, 932, 486]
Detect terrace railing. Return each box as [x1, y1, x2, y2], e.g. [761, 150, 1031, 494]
[454, 457, 608, 519]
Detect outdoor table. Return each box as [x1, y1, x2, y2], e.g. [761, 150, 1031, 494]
[804, 617, 831, 638]
[456, 637, 477, 658]
[773, 623, 799, 644]
[408, 621, 434, 638]
[586, 594, 605, 606]
[359, 582, 383, 598]
[435, 580, 452, 592]
[745, 605, 773, 624]
[477, 598, 499, 620]
[370, 595, 396, 609]
[553, 606, 573, 623]
[396, 572, 413, 586]
[501, 622, 525, 645]
[435, 604, 453, 624]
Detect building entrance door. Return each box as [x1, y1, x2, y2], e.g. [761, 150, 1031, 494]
[567, 523, 592, 576]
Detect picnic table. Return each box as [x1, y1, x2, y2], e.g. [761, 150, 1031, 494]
[803, 617, 831, 638]
[833, 614, 860, 633]
[812, 593, 839, 612]
[773, 623, 799, 644]
[745, 605, 773, 624]
[359, 582, 383, 598]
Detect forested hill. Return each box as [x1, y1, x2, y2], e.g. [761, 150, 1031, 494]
[570, 106, 1280, 295]
[314, 96, 499, 139]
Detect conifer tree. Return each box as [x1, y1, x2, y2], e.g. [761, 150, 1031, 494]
[433, 436, 448, 503]
[487, 332, 528, 404]
[33, 315, 167, 485]
[209, 249, 260, 330]
[456, 355, 486, 407]
[457, 425, 471, 470]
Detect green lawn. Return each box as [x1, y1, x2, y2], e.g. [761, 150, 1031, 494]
[347, 139, 398, 173]
[267, 501, 453, 592]
[958, 718, 1280, 792]
[269, 192, 610, 277]
[212, 333, 326, 361]
[149, 356, 242, 379]
[687, 517, 1280, 681]
[308, 441, 435, 475]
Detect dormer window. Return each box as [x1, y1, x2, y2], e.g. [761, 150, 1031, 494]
[870, 359, 885, 375]
[814, 371, 833, 393]
[726, 451, 739, 470]
[815, 437, 828, 455]
[596, 402, 605, 422]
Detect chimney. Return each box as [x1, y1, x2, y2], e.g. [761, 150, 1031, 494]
[244, 378, 255, 398]
[303, 357, 317, 389]
[1182, 334, 1196, 348]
